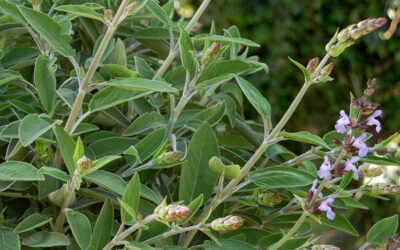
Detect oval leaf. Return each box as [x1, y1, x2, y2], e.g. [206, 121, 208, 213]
[0, 161, 44, 181]
[249, 166, 314, 188]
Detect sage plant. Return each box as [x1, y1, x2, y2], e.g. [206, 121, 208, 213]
[0, 0, 398, 249]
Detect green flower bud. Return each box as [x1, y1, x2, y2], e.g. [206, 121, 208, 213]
[203, 42, 221, 63]
[153, 151, 185, 165]
[317, 63, 334, 80]
[211, 215, 245, 231]
[104, 9, 113, 21]
[350, 28, 366, 40]
[76, 156, 92, 173]
[254, 190, 284, 207]
[155, 201, 191, 222]
[209, 156, 240, 179]
[337, 28, 350, 43]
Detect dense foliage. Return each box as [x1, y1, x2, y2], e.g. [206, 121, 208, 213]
[0, 0, 398, 249]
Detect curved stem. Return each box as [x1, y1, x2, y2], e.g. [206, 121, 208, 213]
[270, 211, 308, 250]
[155, 0, 212, 77]
[103, 214, 156, 250]
[182, 53, 332, 247]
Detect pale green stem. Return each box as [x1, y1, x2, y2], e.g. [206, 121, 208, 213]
[155, 0, 212, 77]
[182, 54, 331, 247]
[103, 214, 156, 250]
[54, 180, 75, 232]
[270, 211, 308, 250]
[64, 0, 129, 134]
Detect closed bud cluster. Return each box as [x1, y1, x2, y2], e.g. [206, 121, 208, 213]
[211, 215, 245, 231]
[306, 57, 319, 75]
[153, 151, 185, 165]
[76, 156, 92, 172]
[317, 63, 334, 81]
[155, 204, 190, 222]
[364, 78, 377, 97]
[359, 165, 383, 178]
[203, 42, 221, 64]
[104, 9, 113, 21]
[253, 190, 284, 207]
[327, 18, 386, 57]
[371, 183, 400, 195]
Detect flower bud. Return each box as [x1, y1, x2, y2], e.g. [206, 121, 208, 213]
[155, 203, 190, 222]
[306, 57, 319, 75]
[76, 156, 92, 172]
[357, 18, 371, 29]
[203, 42, 221, 63]
[209, 156, 240, 179]
[211, 215, 245, 231]
[104, 9, 113, 21]
[371, 183, 400, 195]
[153, 151, 185, 165]
[318, 63, 334, 80]
[350, 28, 366, 40]
[367, 18, 387, 31]
[365, 167, 383, 178]
[254, 190, 284, 207]
[337, 28, 350, 43]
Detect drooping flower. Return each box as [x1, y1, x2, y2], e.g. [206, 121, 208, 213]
[318, 198, 336, 220]
[318, 156, 332, 180]
[352, 133, 368, 157]
[344, 156, 360, 180]
[335, 110, 351, 133]
[307, 179, 322, 203]
[366, 110, 382, 133]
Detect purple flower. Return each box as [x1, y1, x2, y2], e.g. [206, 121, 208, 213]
[307, 179, 322, 203]
[366, 110, 382, 133]
[335, 110, 351, 134]
[318, 198, 336, 220]
[353, 133, 368, 157]
[318, 156, 332, 180]
[344, 156, 360, 180]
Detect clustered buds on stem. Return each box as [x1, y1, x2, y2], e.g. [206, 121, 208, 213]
[371, 183, 400, 195]
[153, 151, 185, 165]
[326, 17, 387, 57]
[253, 190, 284, 207]
[211, 215, 245, 231]
[76, 156, 92, 173]
[155, 203, 191, 222]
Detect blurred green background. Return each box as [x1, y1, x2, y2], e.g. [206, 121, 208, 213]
[184, 0, 400, 248]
